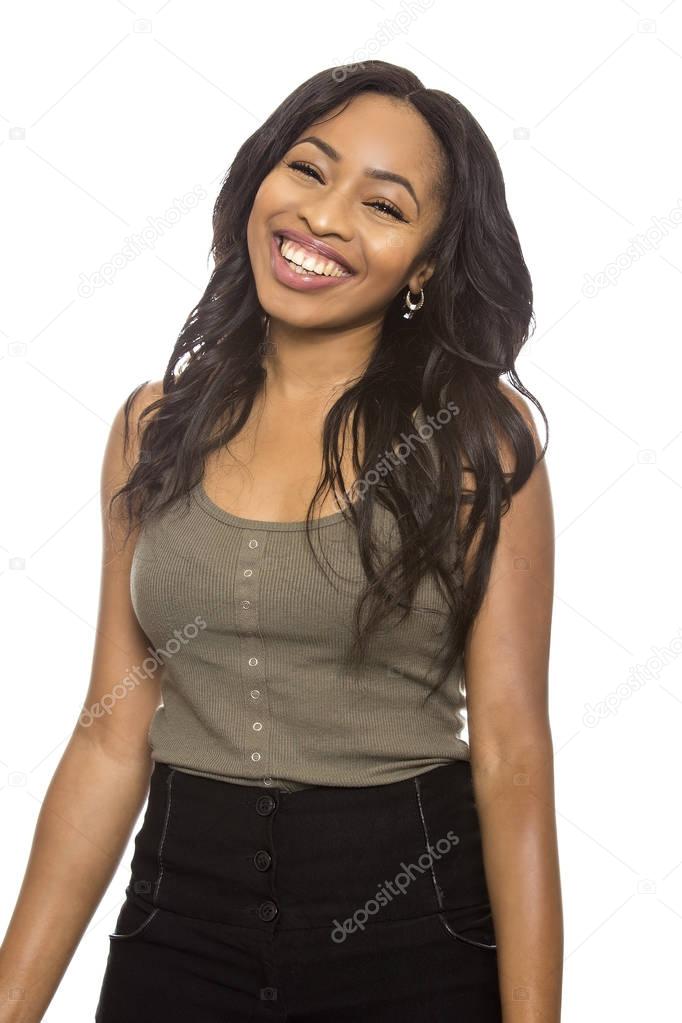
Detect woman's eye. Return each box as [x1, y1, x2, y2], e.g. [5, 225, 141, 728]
[287, 160, 323, 182]
[368, 200, 406, 222]
[285, 160, 406, 222]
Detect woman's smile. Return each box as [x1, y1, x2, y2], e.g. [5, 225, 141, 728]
[270, 230, 357, 292]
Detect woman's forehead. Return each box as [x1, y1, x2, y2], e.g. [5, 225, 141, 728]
[298, 94, 443, 203]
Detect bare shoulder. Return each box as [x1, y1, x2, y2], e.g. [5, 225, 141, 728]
[101, 378, 165, 552]
[114, 377, 165, 471]
[496, 377, 545, 469]
[107, 378, 164, 475]
[461, 378, 545, 501]
[494, 379, 553, 547]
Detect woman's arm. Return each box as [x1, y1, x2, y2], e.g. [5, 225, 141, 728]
[0, 381, 164, 1023]
[465, 385, 562, 1022]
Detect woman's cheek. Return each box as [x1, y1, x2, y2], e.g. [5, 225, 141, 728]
[366, 247, 410, 296]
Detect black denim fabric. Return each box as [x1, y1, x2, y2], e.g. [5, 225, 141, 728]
[94, 759, 502, 1021]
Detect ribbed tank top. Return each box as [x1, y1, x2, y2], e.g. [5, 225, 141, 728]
[130, 408, 471, 792]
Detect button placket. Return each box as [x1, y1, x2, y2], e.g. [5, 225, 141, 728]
[235, 531, 272, 783]
[253, 794, 278, 926]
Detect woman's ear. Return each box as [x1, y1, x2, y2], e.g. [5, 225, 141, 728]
[409, 258, 437, 294]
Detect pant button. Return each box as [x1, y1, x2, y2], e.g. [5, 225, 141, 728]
[257, 899, 278, 922]
[255, 795, 277, 816]
[253, 849, 272, 871]
[260, 987, 278, 1001]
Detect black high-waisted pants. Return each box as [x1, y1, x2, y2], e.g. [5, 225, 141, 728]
[94, 758, 502, 1021]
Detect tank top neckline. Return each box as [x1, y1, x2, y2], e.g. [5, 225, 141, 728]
[190, 405, 434, 533]
[192, 480, 354, 532]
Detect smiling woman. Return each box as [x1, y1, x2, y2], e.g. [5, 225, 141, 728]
[247, 91, 446, 325]
[0, 60, 560, 1023]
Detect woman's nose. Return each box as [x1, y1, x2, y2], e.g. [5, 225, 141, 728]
[297, 192, 354, 242]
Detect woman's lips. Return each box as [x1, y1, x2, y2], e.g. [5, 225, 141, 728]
[270, 233, 355, 292]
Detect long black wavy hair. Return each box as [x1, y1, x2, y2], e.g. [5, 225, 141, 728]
[111, 59, 546, 704]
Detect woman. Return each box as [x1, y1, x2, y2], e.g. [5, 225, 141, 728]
[0, 61, 562, 1021]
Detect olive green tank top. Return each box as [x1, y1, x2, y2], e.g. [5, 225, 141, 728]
[130, 408, 471, 792]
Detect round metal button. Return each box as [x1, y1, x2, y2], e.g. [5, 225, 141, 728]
[248, 539, 258, 549]
[253, 721, 262, 731]
[251, 752, 261, 762]
[257, 899, 278, 922]
[241, 600, 251, 609]
[244, 569, 253, 577]
[248, 657, 258, 666]
[255, 794, 276, 816]
[253, 849, 272, 871]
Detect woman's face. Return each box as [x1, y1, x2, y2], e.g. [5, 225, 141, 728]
[246, 91, 445, 331]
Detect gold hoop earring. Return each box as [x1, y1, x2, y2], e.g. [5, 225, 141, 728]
[402, 286, 425, 319]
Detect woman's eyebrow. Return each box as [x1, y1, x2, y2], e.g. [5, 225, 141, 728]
[293, 135, 420, 214]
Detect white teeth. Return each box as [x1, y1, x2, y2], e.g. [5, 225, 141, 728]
[278, 236, 350, 278]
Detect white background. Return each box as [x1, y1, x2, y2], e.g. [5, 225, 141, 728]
[1, 0, 681, 1019]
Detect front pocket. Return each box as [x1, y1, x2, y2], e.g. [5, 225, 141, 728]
[413, 769, 497, 951]
[437, 908, 497, 950]
[108, 894, 160, 941]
